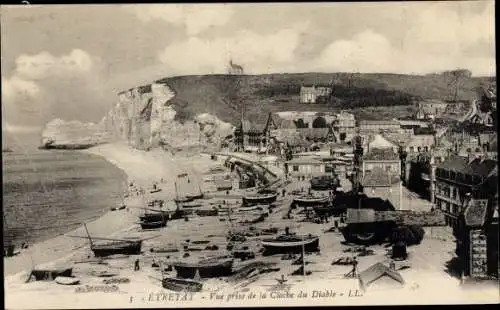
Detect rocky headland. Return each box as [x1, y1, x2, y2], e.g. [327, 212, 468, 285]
[39, 81, 233, 151]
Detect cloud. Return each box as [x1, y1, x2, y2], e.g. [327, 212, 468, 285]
[2, 76, 41, 101]
[312, 2, 495, 76]
[15, 49, 93, 80]
[2, 49, 110, 129]
[157, 22, 309, 75]
[126, 4, 234, 36]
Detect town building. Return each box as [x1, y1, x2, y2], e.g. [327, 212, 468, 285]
[434, 156, 497, 228]
[234, 113, 277, 153]
[415, 100, 448, 120]
[362, 167, 402, 210]
[332, 111, 356, 142]
[285, 157, 326, 178]
[299, 85, 332, 104]
[365, 134, 399, 154]
[362, 147, 401, 177]
[358, 120, 401, 136]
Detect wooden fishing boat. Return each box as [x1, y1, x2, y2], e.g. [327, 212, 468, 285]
[172, 257, 234, 279]
[91, 240, 143, 257]
[238, 213, 266, 224]
[140, 212, 168, 221]
[68, 224, 144, 257]
[27, 267, 73, 281]
[140, 220, 167, 230]
[293, 195, 330, 207]
[185, 193, 204, 201]
[261, 234, 320, 255]
[162, 277, 203, 292]
[238, 205, 265, 212]
[242, 192, 277, 206]
[195, 209, 218, 217]
[55, 276, 80, 285]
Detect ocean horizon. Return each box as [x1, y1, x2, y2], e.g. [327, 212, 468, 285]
[2, 149, 128, 246]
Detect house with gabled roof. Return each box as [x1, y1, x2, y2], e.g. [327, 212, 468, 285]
[234, 112, 278, 152]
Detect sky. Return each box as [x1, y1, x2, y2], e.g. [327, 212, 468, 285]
[0, 1, 496, 134]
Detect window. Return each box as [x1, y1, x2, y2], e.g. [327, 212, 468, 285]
[424, 146, 429, 152]
[293, 165, 299, 172]
[386, 165, 391, 172]
[417, 146, 422, 152]
[409, 146, 415, 153]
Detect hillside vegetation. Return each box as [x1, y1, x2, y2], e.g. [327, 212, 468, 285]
[157, 72, 495, 124]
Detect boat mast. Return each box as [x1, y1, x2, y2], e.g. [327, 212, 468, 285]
[83, 223, 94, 249]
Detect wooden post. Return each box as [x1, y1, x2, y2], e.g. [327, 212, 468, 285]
[83, 223, 94, 249]
[302, 234, 306, 277]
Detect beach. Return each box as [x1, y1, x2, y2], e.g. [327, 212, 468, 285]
[4, 142, 499, 308]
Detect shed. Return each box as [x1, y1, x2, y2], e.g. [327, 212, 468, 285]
[358, 262, 405, 292]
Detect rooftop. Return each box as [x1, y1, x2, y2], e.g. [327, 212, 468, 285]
[364, 148, 399, 161]
[437, 156, 497, 178]
[359, 120, 400, 126]
[362, 167, 400, 187]
[358, 263, 405, 290]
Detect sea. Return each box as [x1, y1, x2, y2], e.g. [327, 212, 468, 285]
[2, 149, 127, 246]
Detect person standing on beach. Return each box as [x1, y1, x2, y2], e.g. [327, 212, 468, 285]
[134, 259, 140, 271]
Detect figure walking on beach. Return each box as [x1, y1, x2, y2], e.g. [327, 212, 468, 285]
[134, 259, 140, 271]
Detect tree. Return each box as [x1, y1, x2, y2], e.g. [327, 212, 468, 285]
[339, 132, 347, 142]
[445, 69, 472, 102]
[312, 116, 328, 128]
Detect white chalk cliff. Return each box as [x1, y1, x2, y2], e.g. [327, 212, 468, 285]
[41, 82, 233, 150]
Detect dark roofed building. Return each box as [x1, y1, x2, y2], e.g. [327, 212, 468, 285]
[435, 155, 498, 227]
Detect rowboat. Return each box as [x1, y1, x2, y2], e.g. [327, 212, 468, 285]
[293, 195, 329, 207]
[55, 276, 80, 285]
[69, 224, 143, 257]
[91, 240, 143, 257]
[172, 257, 234, 279]
[242, 192, 277, 206]
[238, 205, 265, 212]
[195, 209, 218, 217]
[140, 220, 167, 230]
[261, 234, 320, 255]
[162, 277, 203, 292]
[139, 212, 168, 229]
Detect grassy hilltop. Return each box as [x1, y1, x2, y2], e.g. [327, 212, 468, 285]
[156, 72, 495, 124]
